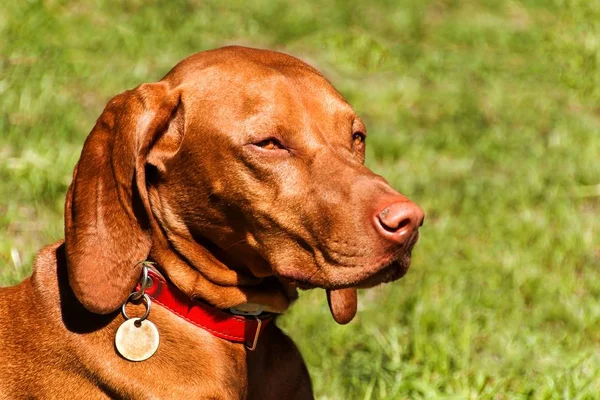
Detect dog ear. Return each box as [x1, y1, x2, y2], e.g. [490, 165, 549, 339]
[65, 82, 182, 314]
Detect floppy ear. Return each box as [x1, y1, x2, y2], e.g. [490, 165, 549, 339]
[65, 82, 182, 314]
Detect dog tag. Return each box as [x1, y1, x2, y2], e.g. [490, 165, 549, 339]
[115, 319, 160, 362]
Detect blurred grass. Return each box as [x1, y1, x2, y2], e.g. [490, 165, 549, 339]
[1, 0, 600, 398]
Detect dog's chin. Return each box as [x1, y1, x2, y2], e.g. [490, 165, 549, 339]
[355, 255, 412, 289]
[283, 252, 413, 291]
[275, 251, 413, 325]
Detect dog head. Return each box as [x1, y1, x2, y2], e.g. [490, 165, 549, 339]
[65, 46, 424, 324]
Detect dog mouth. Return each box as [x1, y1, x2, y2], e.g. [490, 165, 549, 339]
[355, 252, 412, 288]
[277, 235, 418, 325]
[285, 229, 419, 290]
[286, 250, 412, 291]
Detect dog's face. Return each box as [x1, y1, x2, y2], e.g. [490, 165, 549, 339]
[155, 50, 423, 289]
[65, 46, 423, 323]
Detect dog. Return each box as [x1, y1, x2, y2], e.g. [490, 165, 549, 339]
[0, 46, 424, 399]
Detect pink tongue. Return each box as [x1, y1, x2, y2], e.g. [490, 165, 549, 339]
[326, 288, 357, 325]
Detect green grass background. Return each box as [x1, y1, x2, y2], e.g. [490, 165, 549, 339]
[1, 0, 599, 398]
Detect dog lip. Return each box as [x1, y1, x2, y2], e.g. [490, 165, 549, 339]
[279, 250, 413, 291]
[353, 256, 411, 288]
[273, 231, 420, 290]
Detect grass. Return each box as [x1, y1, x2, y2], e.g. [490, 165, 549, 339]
[1, 0, 599, 398]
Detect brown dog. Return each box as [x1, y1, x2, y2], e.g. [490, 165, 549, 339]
[0, 46, 423, 399]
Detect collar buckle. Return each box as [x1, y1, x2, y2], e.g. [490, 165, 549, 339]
[229, 304, 264, 316]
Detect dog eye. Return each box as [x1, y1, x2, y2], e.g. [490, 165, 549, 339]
[352, 132, 366, 146]
[254, 138, 284, 150]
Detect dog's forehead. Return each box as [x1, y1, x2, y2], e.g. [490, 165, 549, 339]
[164, 46, 351, 109]
[163, 46, 363, 148]
[167, 47, 355, 117]
[164, 46, 325, 82]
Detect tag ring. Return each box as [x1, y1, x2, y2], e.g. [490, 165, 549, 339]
[130, 262, 153, 301]
[121, 293, 152, 323]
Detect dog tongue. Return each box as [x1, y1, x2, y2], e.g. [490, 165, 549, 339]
[326, 288, 357, 324]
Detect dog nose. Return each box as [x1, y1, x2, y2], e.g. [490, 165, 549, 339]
[374, 200, 424, 245]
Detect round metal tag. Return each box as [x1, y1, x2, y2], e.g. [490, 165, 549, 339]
[115, 319, 160, 362]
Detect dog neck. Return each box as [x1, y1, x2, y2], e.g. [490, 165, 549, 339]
[148, 238, 297, 314]
[133, 267, 273, 349]
[141, 189, 298, 314]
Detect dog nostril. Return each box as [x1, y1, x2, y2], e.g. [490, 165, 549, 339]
[396, 217, 411, 231]
[378, 213, 411, 233]
[419, 216, 425, 227]
[376, 200, 423, 237]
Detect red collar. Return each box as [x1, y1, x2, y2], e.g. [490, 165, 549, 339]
[141, 269, 272, 350]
